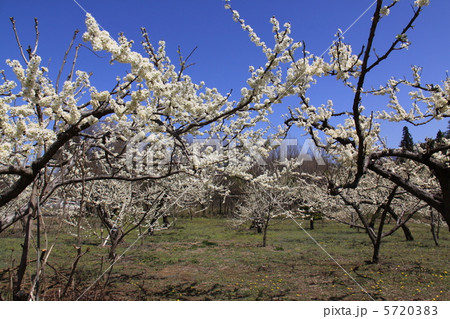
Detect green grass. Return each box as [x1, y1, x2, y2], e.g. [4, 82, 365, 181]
[0, 217, 448, 301]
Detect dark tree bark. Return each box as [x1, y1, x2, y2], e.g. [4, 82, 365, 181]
[372, 208, 388, 264]
[369, 162, 450, 231]
[262, 213, 271, 247]
[430, 209, 439, 247]
[387, 209, 414, 241]
[162, 215, 169, 227]
[13, 214, 32, 301]
[435, 169, 450, 230]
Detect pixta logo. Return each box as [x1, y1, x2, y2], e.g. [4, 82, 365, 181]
[125, 136, 326, 172]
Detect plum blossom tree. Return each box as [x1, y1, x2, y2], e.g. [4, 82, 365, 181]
[72, 171, 218, 260]
[1, 0, 448, 300]
[0, 10, 310, 232]
[0, 8, 314, 299]
[302, 167, 430, 263]
[2, 8, 338, 296]
[234, 162, 306, 247]
[279, 0, 449, 228]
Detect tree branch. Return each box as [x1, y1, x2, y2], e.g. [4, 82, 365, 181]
[9, 17, 28, 63]
[368, 163, 443, 212]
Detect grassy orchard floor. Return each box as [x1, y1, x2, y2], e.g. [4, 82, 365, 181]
[0, 218, 448, 301]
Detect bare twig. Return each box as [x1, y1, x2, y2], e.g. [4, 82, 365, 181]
[31, 17, 40, 57]
[9, 17, 28, 63]
[177, 46, 197, 81]
[61, 245, 90, 299]
[68, 44, 82, 82]
[56, 30, 79, 93]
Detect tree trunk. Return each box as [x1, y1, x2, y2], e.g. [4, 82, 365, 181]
[108, 227, 123, 261]
[371, 186, 398, 264]
[437, 214, 441, 239]
[162, 215, 169, 227]
[262, 224, 268, 247]
[250, 219, 262, 233]
[369, 163, 450, 231]
[400, 223, 414, 242]
[13, 182, 40, 300]
[14, 214, 32, 300]
[435, 170, 450, 231]
[262, 214, 271, 247]
[430, 209, 439, 246]
[256, 224, 262, 233]
[388, 210, 414, 241]
[350, 211, 357, 229]
[372, 208, 388, 264]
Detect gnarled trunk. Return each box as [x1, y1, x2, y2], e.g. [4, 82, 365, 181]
[435, 170, 450, 231]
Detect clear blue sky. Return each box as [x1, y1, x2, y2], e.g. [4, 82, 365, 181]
[1, 0, 449, 146]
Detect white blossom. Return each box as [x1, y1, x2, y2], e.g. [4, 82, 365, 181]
[415, 0, 430, 7]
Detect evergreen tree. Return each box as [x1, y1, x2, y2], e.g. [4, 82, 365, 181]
[399, 126, 414, 151]
[428, 130, 445, 149]
[436, 130, 444, 142]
